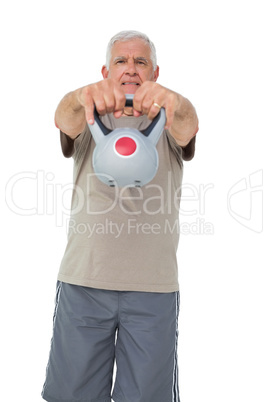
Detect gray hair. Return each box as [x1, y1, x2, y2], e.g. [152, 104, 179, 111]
[105, 30, 157, 71]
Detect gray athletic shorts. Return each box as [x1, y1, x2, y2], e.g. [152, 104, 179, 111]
[42, 282, 180, 402]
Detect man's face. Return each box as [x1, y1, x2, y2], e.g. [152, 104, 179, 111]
[102, 39, 159, 94]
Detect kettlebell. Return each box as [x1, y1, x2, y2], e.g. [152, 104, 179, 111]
[89, 94, 166, 187]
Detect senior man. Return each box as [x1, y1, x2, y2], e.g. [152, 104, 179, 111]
[42, 30, 199, 402]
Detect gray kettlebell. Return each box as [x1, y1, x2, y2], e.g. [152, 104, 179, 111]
[89, 94, 166, 187]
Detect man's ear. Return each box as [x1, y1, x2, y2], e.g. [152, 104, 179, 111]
[101, 65, 109, 79]
[154, 65, 160, 82]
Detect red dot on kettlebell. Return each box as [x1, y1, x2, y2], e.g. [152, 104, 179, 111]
[115, 137, 137, 156]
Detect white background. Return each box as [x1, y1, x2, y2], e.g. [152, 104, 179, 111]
[1, 0, 267, 401]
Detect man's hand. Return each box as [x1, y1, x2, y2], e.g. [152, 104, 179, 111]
[133, 81, 199, 147]
[132, 81, 177, 129]
[55, 79, 129, 138]
[76, 79, 127, 125]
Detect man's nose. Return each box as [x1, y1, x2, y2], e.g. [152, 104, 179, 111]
[125, 59, 137, 75]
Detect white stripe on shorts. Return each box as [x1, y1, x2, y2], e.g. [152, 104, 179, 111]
[172, 291, 180, 402]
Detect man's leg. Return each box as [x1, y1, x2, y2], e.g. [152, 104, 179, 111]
[112, 291, 180, 402]
[42, 282, 118, 402]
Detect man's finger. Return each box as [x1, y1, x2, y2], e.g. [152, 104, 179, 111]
[133, 109, 143, 117]
[114, 88, 126, 112]
[147, 102, 162, 121]
[84, 98, 95, 125]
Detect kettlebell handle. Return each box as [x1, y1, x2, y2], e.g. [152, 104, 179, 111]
[125, 93, 135, 107]
[92, 94, 134, 135]
[91, 94, 166, 144]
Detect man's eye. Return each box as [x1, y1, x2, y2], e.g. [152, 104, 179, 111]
[116, 60, 125, 64]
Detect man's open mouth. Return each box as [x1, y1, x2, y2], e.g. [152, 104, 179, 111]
[122, 82, 140, 86]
